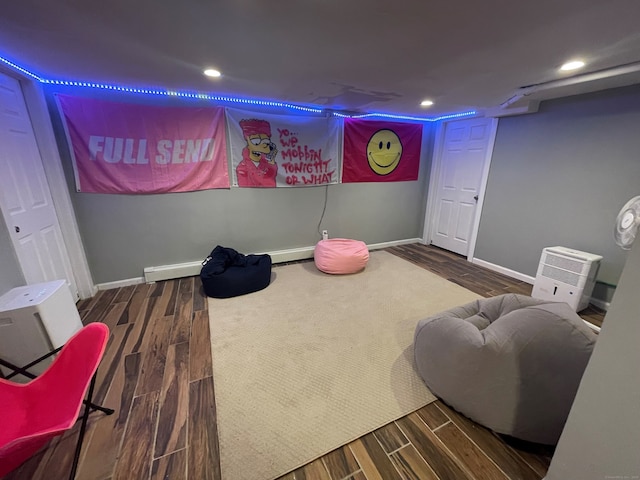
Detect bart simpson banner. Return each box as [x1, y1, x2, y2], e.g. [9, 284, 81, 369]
[342, 119, 423, 182]
[56, 95, 229, 193]
[226, 108, 340, 187]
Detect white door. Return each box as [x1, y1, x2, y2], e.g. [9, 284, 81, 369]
[429, 117, 498, 256]
[0, 72, 79, 299]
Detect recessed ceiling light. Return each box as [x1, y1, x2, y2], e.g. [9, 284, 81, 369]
[420, 99, 434, 107]
[560, 60, 585, 72]
[203, 68, 222, 78]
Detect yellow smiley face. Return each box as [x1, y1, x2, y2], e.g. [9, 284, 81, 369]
[367, 129, 402, 175]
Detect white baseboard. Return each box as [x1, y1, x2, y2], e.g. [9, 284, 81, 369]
[96, 276, 145, 290]
[85, 284, 99, 299]
[257, 246, 316, 264]
[472, 257, 609, 312]
[589, 297, 611, 311]
[144, 261, 203, 283]
[143, 238, 423, 284]
[367, 238, 422, 251]
[471, 257, 536, 284]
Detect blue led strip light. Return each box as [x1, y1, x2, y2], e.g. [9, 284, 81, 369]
[348, 111, 477, 122]
[41, 78, 324, 113]
[0, 54, 476, 120]
[0, 57, 44, 82]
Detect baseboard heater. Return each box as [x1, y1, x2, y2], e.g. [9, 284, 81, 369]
[143, 246, 317, 283]
[142, 238, 420, 283]
[143, 261, 204, 283]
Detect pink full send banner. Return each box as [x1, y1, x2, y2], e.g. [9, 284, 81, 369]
[56, 95, 229, 193]
[225, 108, 340, 187]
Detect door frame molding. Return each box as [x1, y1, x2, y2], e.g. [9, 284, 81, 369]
[422, 116, 499, 261]
[0, 66, 96, 299]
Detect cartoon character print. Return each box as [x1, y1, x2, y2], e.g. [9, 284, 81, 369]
[236, 118, 278, 187]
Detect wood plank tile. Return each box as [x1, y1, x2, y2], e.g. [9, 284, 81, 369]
[349, 434, 402, 480]
[76, 351, 142, 480]
[76, 297, 93, 312]
[171, 279, 194, 345]
[321, 445, 361, 479]
[136, 315, 173, 396]
[149, 281, 174, 320]
[78, 289, 107, 317]
[190, 310, 213, 381]
[151, 449, 187, 480]
[28, 427, 79, 480]
[579, 305, 605, 328]
[112, 391, 159, 480]
[52, 415, 105, 476]
[80, 309, 92, 324]
[447, 277, 490, 297]
[163, 280, 180, 317]
[3, 444, 50, 479]
[19, 244, 580, 480]
[389, 445, 439, 480]
[373, 422, 409, 454]
[434, 422, 509, 480]
[292, 458, 331, 480]
[126, 297, 158, 354]
[396, 413, 473, 480]
[179, 276, 194, 295]
[113, 284, 137, 304]
[84, 288, 119, 324]
[387, 244, 603, 328]
[345, 472, 367, 480]
[188, 376, 221, 480]
[101, 302, 128, 331]
[94, 322, 135, 405]
[148, 282, 165, 297]
[416, 402, 450, 430]
[193, 275, 207, 312]
[500, 436, 553, 478]
[154, 342, 190, 458]
[118, 283, 151, 326]
[435, 401, 540, 480]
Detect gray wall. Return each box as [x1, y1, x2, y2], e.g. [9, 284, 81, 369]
[0, 213, 25, 296]
[546, 233, 640, 479]
[475, 85, 640, 300]
[45, 87, 434, 284]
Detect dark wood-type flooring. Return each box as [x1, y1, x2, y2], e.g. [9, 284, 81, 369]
[4, 243, 605, 480]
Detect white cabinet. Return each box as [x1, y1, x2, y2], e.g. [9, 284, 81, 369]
[0, 280, 83, 381]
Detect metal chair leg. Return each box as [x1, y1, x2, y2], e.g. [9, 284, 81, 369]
[69, 374, 97, 480]
[85, 402, 114, 415]
[0, 348, 61, 380]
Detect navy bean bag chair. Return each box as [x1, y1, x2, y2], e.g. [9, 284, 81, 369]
[200, 246, 272, 298]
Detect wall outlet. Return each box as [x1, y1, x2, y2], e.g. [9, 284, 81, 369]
[322, 230, 329, 240]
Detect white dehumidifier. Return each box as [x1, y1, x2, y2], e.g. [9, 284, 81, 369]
[531, 246, 602, 312]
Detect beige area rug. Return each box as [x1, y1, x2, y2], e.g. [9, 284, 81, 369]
[208, 250, 481, 480]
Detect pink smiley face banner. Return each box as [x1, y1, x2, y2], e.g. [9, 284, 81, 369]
[342, 118, 423, 183]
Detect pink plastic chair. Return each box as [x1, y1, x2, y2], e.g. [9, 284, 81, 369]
[0, 323, 112, 479]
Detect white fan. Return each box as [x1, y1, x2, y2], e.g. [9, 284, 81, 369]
[614, 196, 640, 250]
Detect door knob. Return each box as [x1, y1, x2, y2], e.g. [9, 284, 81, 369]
[14, 226, 20, 233]
[473, 195, 479, 202]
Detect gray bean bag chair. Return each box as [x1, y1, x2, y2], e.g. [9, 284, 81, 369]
[414, 293, 596, 445]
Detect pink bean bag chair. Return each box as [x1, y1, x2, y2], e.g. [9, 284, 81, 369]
[314, 238, 369, 274]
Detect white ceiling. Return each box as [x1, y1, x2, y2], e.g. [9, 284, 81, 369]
[2, 0, 640, 117]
